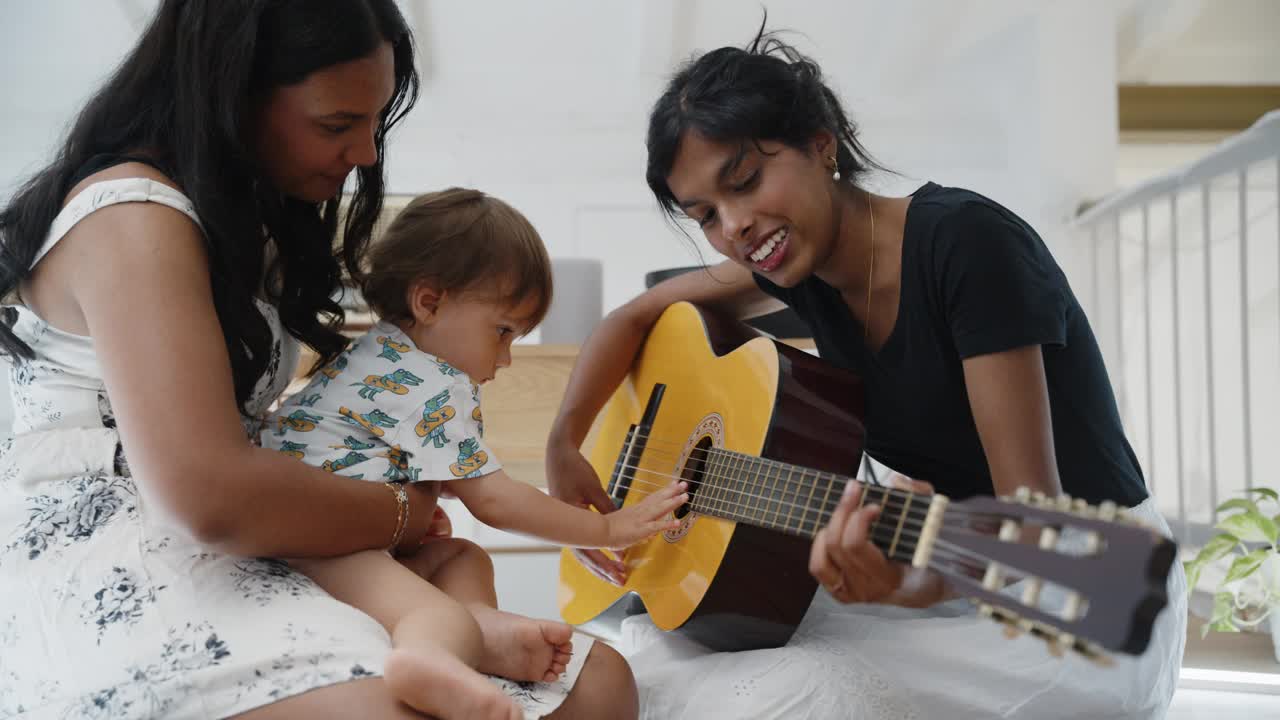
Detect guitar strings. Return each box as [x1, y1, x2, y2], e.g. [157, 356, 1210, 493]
[607, 462, 1063, 575]
[587, 442, 1068, 630]
[625, 432, 924, 505]
[598, 468, 1038, 600]
[615, 462, 931, 535]
[611, 436, 1030, 526]
[610, 450, 973, 533]
[611, 463, 1003, 569]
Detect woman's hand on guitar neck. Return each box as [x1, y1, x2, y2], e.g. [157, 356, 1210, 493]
[547, 437, 630, 585]
[809, 474, 947, 608]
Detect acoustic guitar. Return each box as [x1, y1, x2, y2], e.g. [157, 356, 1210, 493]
[557, 302, 1175, 661]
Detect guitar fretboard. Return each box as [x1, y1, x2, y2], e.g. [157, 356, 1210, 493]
[679, 448, 931, 564]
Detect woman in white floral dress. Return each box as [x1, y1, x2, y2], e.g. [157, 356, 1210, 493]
[0, 2, 634, 719]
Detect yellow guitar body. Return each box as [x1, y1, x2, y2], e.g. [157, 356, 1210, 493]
[558, 302, 784, 632]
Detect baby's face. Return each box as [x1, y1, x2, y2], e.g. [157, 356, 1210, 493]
[410, 293, 539, 383]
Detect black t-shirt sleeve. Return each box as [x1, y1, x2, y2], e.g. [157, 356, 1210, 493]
[934, 204, 1068, 359]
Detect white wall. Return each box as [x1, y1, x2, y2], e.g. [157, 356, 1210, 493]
[2, 0, 1120, 315]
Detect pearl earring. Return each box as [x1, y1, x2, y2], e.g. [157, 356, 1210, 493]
[830, 156, 841, 181]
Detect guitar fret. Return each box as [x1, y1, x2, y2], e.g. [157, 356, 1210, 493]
[736, 454, 756, 525]
[753, 457, 770, 527]
[751, 457, 766, 525]
[816, 472, 838, 536]
[716, 450, 737, 517]
[722, 452, 740, 522]
[778, 461, 798, 535]
[768, 461, 778, 530]
[780, 463, 795, 533]
[737, 450, 752, 525]
[724, 452, 742, 520]
[747, 453, 762, 527]
[725, 453, 744, 520]
[768, 461, 784, 531]
[887, 491, 914, 561]
[868, 485, 888, 552]
[800, 468, 819, 536]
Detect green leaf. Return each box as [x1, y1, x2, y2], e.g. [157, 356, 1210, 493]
[1217, 510, 1279, 545]
[1183, 560, 1204, 594]
[1247, 487, 1279, 502]
[1211, 591, 1235, 623]
[1205, 591, 1240, 635]
[1192, 534, 1240, 565]
[1208, 618, 1240, 634]
[1224, 548, 1272, 584]
[1217, 498, 1260, 516]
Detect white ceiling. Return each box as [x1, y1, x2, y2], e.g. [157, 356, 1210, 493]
[1118, 0, 1280, 84]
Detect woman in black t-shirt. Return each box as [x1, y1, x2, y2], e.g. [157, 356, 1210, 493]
[547, 27, 1185, 720]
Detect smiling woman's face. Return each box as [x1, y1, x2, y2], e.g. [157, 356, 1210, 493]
[254, 42, 396, 203]
[665, 130, 839, 288]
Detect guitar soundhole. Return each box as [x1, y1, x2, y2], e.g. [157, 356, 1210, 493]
[675, 435, 714, 520]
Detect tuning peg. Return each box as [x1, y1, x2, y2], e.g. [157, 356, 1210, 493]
[989, 607, 1025, 639]
[1013, 487, 1032, 503]
[1097, 500, 1118, 521]
[1054, 494, 1074, 512]
[1031, 490, 1048, 506]
[1071, 498, 1092, 517]
[1115, 508, 1145, 526]
[1046, 631, 1076, 658]
[1062, 591, 1086, 621]
[1071, 639, 1115, 667]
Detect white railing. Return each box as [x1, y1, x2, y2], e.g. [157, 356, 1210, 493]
[1075, 111, 1280, 542]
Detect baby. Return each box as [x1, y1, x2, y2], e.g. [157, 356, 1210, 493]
[265, 188, 685, 719]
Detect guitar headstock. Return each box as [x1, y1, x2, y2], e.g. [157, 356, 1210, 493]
[930, 488, 1176, 663]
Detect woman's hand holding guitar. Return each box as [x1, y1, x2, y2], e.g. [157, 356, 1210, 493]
[809, 474, 942, 606]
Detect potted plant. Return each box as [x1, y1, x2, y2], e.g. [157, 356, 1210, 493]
[1183, 487, 1280, 661]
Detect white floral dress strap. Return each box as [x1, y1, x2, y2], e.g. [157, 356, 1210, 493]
[31, 177, 201, 271]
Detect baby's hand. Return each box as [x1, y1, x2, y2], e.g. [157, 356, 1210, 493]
[602, 481, 688, 550]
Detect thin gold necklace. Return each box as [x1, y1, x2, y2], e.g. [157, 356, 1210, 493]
[864, 191, 876, 343]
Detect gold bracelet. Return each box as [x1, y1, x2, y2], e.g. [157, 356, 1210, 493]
[383, 481, 409, 552]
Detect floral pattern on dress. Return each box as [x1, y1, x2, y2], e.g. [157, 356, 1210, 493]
[82, 566, 165, 643]
[64, 622, 231, 720]
[6, 474, 136, 561]
[231, 623, 369, 703]
[230, 558, 324, 607]
[0, 438, 16, 486]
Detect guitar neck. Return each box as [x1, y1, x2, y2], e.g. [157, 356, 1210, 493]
[687, 449, 931, 564]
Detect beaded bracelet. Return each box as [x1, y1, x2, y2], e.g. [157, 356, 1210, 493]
[383, 481, 409, 552]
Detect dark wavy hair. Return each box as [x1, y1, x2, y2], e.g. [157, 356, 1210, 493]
[646, 20, 884, 223]
[0, 0, 419, 410]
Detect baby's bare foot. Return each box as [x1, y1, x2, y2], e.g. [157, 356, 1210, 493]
[470, 604, 574, 683]
[383, 648, 521, 720]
